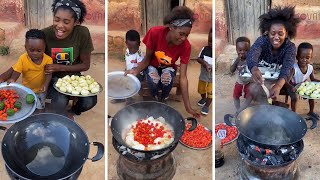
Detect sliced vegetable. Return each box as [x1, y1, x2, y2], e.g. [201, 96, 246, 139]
[180, 123, 212, 148]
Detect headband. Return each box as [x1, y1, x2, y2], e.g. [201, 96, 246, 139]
[170, 19, 192, 28]
[55, 0, 81, 20]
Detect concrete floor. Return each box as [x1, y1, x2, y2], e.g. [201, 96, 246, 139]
[107, 56, 213, 180]
[215, 73, 320, 179]
[0, 53, 105, 179]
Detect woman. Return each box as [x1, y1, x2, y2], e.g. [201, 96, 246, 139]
[44, 0, 96, 117]
[126, 6, 200, 118]
[0, 0, 96, 118]
[247, 6, 300, 99]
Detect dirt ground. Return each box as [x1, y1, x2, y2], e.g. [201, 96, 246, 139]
[0, 52, 105, 180]
[107, 56, 213, 180]
[215, 72, 320, 180]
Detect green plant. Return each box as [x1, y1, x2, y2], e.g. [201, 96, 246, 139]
[0, 46, 9, 56]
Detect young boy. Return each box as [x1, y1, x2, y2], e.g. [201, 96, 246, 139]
[197, 28, 212, 115]
[111, 29, 144, 104]
[1, 29, 53, 111]
[285, 42, 319, 118]
[230, 37, 251, 114]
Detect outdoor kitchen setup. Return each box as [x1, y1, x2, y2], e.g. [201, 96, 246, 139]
[110, 101, 198, 180]
[224, 105, 308, 180]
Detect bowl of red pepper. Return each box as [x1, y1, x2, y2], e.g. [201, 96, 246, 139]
[179, 123, 212, 150]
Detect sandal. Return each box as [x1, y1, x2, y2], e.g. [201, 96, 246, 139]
[307, 112, 320, 120]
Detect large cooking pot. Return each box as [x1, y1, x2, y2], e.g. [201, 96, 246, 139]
[1, 113, 104, 180]
[224, 105, 308, 146]
[110, 101, 197, 153]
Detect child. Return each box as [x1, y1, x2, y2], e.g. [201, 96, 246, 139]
[230, 37, 251, 115]
[285, 42, 320, 118]
[2, 29, 53, 111]
[197, 28, 212, 115]
[111, 29, 144, 104]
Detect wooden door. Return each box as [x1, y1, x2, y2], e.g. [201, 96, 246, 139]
[226, 0, 271, 45]
[141, 0, 184, 35]
[25, 0, 54, 29]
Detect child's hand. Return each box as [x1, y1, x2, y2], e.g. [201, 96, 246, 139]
[204, 62, 212, 72]
[7, 79, 15, 84]
[39, 86, 46, 93]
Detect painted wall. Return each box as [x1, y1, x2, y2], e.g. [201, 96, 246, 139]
[216, 0, 320, 63]
[0, 0, 24, 22]
[108, 0, 212, 34]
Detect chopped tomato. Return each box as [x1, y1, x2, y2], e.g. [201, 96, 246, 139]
[180, 123, 212, 148]
[215, 123, 239, 145]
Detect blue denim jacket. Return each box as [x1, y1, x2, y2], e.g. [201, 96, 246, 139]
[246, 35, 296, 82]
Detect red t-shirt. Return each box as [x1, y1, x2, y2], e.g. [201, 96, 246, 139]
[142, 26, 191, 70]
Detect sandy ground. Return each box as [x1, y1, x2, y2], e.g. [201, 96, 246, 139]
[107, 56, 213, 179]
[0, 53, 105, 180]
[215, 72, 320, 180]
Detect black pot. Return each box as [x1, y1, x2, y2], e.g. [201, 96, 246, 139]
[224, 105, 308, 146]
[110, 101, 197, 153]
[1, 113, 104, 180]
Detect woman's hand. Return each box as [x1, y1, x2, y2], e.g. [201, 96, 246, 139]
[251, 66, 263, 84]
[270, 84, 282, 99]
[45, 64, 61, 73]
[124, 68, 139, 76]
[187, 107, 201, 119]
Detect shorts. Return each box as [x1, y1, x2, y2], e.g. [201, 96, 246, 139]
[35, 92, 46, 110]
[198, 80, 212, 98]
[233, 82, 250, 99]
[283, 86, 298, 102]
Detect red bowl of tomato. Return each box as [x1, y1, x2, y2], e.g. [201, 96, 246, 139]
[215, 123, 239, 145]
[179, 123, 212, 150]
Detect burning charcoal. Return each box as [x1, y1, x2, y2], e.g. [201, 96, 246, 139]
[274, 155, 284, 164]
[261, 158, 268, 165]
[267, 155, 278, 165]
[289, 150, 298, 160]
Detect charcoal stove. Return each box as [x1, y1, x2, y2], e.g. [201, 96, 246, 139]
[5, 166, 83, 180]
[112, 137, 177, 180]
[237, 134, 303, 180]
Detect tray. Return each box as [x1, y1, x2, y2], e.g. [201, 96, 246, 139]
[295, 82, 320, 99]
[0, 82, 37, 124]
[54, 82, 103, 97]
[108, 71, 141, 99]
[215, 123, 239, 145]
[179, 123, 212, 150]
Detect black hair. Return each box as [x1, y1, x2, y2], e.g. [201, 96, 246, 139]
[52, 0, 87, 24]
[125, 30, 140, 42]
[163, 6, 195, 25]
[236, 36, 250, 45]
[259, 6, 300, 39]
[297, 42, 313, 54]
[25, 29, 46, 40]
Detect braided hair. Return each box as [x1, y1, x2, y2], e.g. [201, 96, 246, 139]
[52, 0, 87, 24]
[259, 6, 300, 39]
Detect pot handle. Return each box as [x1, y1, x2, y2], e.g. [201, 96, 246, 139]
[0, 126, 6, 131]
[306, 117, 318, 129]
[186, 117, 197, 131]
[108, 115, 112, 127]
[224, 114, 236, 126]
[88, 142, 105, 162]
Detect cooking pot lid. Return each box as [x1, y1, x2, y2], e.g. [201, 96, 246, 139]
[236, 105, 307, 146]
[108, 71, 141, 99]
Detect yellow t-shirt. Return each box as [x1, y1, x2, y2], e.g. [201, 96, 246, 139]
[12, 52, 53, 93]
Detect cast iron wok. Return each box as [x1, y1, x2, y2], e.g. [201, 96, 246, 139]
[110, 101, 197, 152]
[224, 105, 307, 146]
[1, 113, 104, 180]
